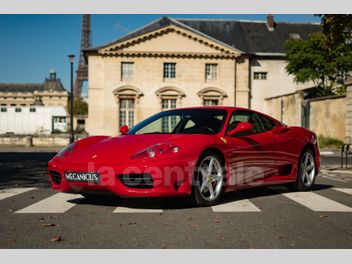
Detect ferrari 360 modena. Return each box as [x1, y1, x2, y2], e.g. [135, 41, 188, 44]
[48, 107, 320, 206]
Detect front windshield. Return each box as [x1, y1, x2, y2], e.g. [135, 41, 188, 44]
[129, 109, 227, 135]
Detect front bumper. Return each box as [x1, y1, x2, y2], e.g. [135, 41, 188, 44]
[48, 156, 197, 197]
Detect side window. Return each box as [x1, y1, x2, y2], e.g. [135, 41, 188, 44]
[249, 113, 265, 134]
[227, 111, 265, 134]
[226, 111, 251, 132]
[258, 114, 276, 131]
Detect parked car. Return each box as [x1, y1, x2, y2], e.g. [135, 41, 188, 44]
[48, 107, 320, 206]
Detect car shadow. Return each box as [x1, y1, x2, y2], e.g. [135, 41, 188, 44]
[66, 183, 334, 210]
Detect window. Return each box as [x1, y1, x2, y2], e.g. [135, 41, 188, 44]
[162, 99, 177, 110]
[161, 99, 177, 132]
[203, 99, 219, 106]
[129, 109, 227, 135]
[258, 114, 276, 131]
[163, 63, 176, 79]
[29, 107, 36, 113]
[1, 107, 7, 112]
[15, 107, 21, 113]
[121, 62, 134, 81]
[205, 64, 217, 80]
[253, 72, 267, 80]
[119, 99, 135, 128]
[53, 117, 66, 123]
[227, 111, 265, 134]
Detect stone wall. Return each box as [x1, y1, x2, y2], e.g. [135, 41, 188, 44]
[309, 95, 346, 141]
[266, 92, 346, 141]
[0, 134, 87, 147]
[265, 92, 303, 126]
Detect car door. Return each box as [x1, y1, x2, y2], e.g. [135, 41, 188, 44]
[224, 110, 277, 188]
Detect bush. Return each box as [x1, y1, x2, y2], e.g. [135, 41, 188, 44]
[318, 135, 343, 148]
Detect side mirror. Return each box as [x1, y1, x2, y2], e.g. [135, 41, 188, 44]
[227, 122, 253, 137]
[119, 125, 129, 135]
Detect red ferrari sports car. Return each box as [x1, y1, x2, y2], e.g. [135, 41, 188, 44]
[48, 107, 320, 206]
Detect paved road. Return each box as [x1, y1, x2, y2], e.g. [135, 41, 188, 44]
[0, 152, 351, 248]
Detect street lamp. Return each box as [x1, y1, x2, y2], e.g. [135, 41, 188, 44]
[68, 54, 75, 143]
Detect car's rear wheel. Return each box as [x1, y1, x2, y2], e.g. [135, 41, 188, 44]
[191, 151, 225, 206]
[287, 148, 316, 191]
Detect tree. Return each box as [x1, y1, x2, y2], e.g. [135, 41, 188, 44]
[67, 98, 88, 115]
[286, 16, 352, 96]
[317, 14, 352, 48]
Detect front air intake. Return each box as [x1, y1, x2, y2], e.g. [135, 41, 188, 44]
[49, 170, 62, 184]
[118, 173, 153, 188]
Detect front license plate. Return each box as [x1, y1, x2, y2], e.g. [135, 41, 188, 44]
[64, 172, 100, 184]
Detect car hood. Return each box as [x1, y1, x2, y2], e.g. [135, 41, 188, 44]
[59, 134, 209, 164]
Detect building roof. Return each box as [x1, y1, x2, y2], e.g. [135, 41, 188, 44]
[0, 72, 67, 94]
[85, 16, 322, 56]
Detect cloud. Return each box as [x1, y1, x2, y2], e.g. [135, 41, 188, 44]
[114, 22, 129, 33]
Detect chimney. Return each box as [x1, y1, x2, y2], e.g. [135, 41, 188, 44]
[267, 14, 275, 31]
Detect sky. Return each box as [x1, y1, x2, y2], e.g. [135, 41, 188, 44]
[0, 14, 321, 94]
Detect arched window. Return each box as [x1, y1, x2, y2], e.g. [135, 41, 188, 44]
[113, 86, 143, 128]
[155, 86, 186, 111]
[197, 87, 228, 106]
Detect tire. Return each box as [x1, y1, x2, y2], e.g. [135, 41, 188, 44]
[191, 151, 225, 206]
[287, 148, 317, 191]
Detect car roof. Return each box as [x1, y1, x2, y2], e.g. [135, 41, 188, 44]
[171, 106, 250, 112]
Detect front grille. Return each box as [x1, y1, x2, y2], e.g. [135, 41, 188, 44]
[49, 170, 62, 184]
[118, 173, 153, 188]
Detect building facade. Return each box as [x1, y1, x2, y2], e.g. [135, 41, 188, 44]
[0, 71, 68, 108]
[85, 16, 321, 136]
[0, 71, 69, 135]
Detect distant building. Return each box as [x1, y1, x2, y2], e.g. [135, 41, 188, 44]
[0, 71, 68, 107]
[0, 71, 69, 135]
[84, 15, 321, 136]
[0, 106, 67, 135]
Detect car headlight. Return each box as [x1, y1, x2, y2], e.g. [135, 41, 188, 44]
[131, 143, 180, 159]
[56, 143, 78, 158]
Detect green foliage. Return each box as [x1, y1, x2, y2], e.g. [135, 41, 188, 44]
[285, 33, 352, 96]
[318, 135, 343, 149]
[67, 98, 88, 115]
[317, 14, 352, 48]
[286, 15, 352, 96]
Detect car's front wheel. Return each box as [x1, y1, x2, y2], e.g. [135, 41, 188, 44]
[287, 148, 317, 191]
[191, 151, 225, 206]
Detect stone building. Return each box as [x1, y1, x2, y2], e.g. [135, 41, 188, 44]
[84, 16, 321, 136]
[0, 71, 68, 108]
[0, 71, 69, 135]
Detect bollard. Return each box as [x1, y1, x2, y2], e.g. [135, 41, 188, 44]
[24, 136, 33, 147]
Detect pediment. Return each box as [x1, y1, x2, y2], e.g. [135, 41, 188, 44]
[99, 25, 241, 58]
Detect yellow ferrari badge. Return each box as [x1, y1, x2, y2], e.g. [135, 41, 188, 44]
[220, 137, 227, 144]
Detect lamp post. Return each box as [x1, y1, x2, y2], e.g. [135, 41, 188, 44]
[68, 54, 75, 143]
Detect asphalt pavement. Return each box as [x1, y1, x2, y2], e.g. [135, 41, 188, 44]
[0, 148, 351, 248]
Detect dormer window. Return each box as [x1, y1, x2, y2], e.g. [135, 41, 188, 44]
[289, 33, 301, 39]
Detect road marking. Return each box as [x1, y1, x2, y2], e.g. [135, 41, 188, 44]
[211, 198, 261, 212]
[0, 188, 36, 201]
[332, 188, 352, 195]
[321, 175, 347, 183]
[113, 201, 163, 213]
[320, 151, 334, 156]
[15, 193, 83, 213]
[282, 192, 352, 212]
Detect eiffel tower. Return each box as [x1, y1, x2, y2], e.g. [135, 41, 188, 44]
[74, 14, 92, 97]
